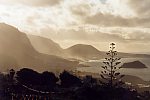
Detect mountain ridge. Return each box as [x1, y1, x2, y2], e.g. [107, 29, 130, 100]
[65, 44, 150, 60]
[64, 44, 106, 60]
[27, 34, 63, 56]
[0, 23, 78, 72]
[28, 34, 150, 60]
[0, 23, 150, 72]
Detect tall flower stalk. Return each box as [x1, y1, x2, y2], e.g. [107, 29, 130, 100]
[100, 43, 124, 88]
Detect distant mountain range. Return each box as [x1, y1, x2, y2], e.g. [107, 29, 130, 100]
[0, 23, 78, 72]
[28, 34, 150, 60]
[0, 23, 150, 72]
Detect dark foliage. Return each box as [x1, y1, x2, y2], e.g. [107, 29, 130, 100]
[0, 73, 13, 100]
[59, 70, 82, 88]
[41, 71, 59, 86]
[16, 68, 58, 91]
[72, 85, 141, 100]
[140, 91, 150, 100]
[0, 68, 149, 100]
[9, 69, 15, 81]
[82, 75, 97, 87]
[16, 68, 41, 86]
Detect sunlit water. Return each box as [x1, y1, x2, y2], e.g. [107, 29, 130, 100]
[77, 58, 150, 81]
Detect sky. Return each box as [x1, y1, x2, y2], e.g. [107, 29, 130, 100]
[0, 0, 150, 53]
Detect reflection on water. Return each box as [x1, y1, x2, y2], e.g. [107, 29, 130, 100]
[77, 58, 150, 81]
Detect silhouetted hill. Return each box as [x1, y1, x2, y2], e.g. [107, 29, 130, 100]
[121, 61, 147, 68]
[122, 75, 150, 85]
[65, 44, 106, 60]
[65, 44, 150, 60]
[27, 35, 63, 56]
[0, 23, 78, 72]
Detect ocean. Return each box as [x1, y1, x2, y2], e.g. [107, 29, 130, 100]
[77, 58, 150, 81]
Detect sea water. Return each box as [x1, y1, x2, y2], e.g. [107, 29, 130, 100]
[77, 58, 150, 81]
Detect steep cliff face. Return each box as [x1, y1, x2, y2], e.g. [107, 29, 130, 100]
[27, 35, 64, 56]
[0, 23, 78, 72]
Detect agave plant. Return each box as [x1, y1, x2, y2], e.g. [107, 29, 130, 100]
[100, 43, 124, 88]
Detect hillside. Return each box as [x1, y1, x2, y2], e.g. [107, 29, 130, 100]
[0, 23, 78, 72]
[26, 35, 150, 61]
[27, 35, 63, 56]
[65, 44, 150, 60]
[65, 44, 106, 60]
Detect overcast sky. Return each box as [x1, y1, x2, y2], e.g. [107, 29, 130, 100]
[0, 0, 150, 53]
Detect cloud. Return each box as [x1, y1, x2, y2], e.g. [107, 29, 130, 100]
[128, 0, 150, 18]
[85, 13, 132, 27]
[0, 0, 61, 7]
[111, 29, 150, 42]
[38, 25, 150, 46]
[38, 26, 150, 52]
[83, 12, 150, 28]
[70, 3, 91, 16]
[39, 27, 127, 43]
[128, 32, 150, 41]
[68, 0, 150, 28]
[0, 0, 150, 53]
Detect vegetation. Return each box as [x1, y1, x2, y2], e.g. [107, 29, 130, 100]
[100, 43, 124, 88]
[0, 43, 149, 100]
[0, 68, 149, 100]
[60, 70, 82, 88]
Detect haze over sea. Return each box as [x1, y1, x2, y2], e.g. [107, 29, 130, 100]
[77, 58, 150, 81]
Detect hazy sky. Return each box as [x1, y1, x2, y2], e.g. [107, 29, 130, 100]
[0, 0, 150, 53]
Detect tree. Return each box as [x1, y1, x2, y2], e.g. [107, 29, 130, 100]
[16, 68, 40, 86]
[100, 43, 124, 88]
[16, 68, 59, 92]
[59, 70, 82, 88]
[9, 69, 15, 81]
[83, 75, 97, 87]
[41, 71, 59, 87]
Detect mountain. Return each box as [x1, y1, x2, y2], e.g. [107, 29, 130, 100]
[0, 23, 78, 72]
[26, 35, 150, 60]
[65, 44, 106, 60]
[64, 44, 150, 60]
[27, 35, 63, 56]
[121, 61, 147, 68]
